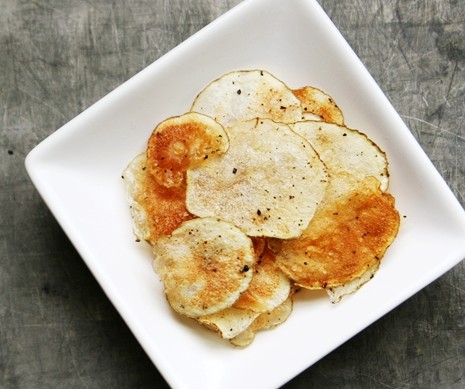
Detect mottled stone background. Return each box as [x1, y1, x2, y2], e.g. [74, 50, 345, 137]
[1, 1, 464, 388]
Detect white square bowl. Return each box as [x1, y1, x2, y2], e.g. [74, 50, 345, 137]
[25, 0, 465, 388]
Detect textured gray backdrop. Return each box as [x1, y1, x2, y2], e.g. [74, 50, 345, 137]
[1, 0, 464, 388]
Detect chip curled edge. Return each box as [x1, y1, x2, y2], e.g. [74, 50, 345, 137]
[230, 296, 294, 348]
[197, 307, 260, 340]
[122, 152, 194, 245]
[152, 217, 256, 318]
[293, 86, 344, 125]
[276, 177, 400, 290]
[191, 69, 304, 127]
[186, 118, 329, 239]
[146, 112, 229, 188]
[326, 260, 380, 303]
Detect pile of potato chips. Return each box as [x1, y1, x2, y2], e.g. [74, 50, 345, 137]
[123, 70, 400, 347]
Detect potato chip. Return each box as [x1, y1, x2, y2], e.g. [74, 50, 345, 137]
[276, 177, 400, 289]
[293, 86, 344, 125]
[291, 121, 389, 191]
[198, 245, 292, 341]
[321, 172, 368, 203]
[152, 217, 256, 318]
[122, 152, 194, 244]
[146, 112, 229, 188]
[326, 261, 380, 303]
[191, 70, 303, 127]
[230, 296, 294, 347]
[233, 246, 291, 313]
[198, 307, 260, 339]
[123, 69, 401, 346]
[186, 118, 328, 239]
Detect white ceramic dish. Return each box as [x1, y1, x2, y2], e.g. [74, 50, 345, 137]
[25, 0, 465, 388]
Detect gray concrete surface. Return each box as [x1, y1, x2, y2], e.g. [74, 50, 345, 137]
[1, 1, 464, 388]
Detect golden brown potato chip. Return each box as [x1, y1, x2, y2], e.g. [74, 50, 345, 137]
[276, 177, 400, 289]
[146, 112, 229, 188]
[282, 121, 391, 300]
[186, 118, 328, 239]
[293, 86, 344, 125]
[122, 152, 194, 244]
[191, 70, 303, 127]
[152, 217, 256, 318]
[291, 121, 389, 191]
[326, 261, 380, 303]
[233, 246, 291, 313]
[230, 296, 294, 347]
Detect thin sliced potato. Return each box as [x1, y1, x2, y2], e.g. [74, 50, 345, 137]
[291, 121, 389, 191]
[284, 121, 391, 298]
[152, 217, 256, 318]
[191, 70, 303, 127]
[326, 261, 380, 303]
[123, 69, 401, 346]
[198, 307, 260, 339]
[122, 152, 194, 244]
[230, 296, 294, 347]
[293, 86, 344, 125]
[146, 112, 229, 188]
[186, 118, 328, 239]
[276, 177, 400, 289]
[234, 246, 291, 313]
